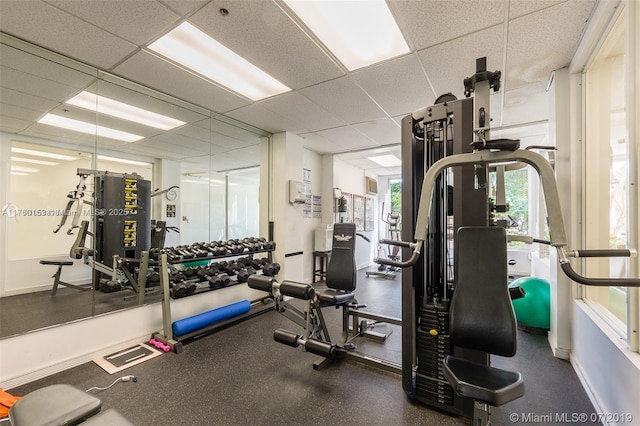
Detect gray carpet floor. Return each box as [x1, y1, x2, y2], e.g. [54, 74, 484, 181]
[6, 270, 598, 425]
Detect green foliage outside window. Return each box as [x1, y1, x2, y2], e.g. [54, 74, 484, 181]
[390, 181, 402, 214]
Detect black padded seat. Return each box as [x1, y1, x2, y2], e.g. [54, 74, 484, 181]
[443, 355, 524, 406]
[315, 290, 355, 305]
[312, 281, 355, 305]
[9, 384, 102, 426]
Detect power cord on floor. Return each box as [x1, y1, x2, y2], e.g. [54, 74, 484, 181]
[85, 375, 137, 393]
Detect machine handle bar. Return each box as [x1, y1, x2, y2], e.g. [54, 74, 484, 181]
[560, 262, 640, 287]
[379, 239, 413, 248]
[567, 249, 637, 258]
[410, 149, 640, 287]
[375, 241, 422, 268]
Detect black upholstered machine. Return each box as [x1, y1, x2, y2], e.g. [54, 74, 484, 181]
[374, 57, 639, 425]
[249, 222, 402, 372]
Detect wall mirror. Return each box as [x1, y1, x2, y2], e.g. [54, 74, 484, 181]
[0, 33, 271, 338]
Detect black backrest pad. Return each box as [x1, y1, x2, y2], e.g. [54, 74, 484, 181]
[326, 223, 357, 291]
[450, 227, 517, 357]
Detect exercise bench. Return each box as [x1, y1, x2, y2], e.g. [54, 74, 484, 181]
[8, 383, 134, 426]
[40, 260, 88, 296]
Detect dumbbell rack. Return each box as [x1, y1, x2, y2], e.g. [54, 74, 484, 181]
[158, 239, 277, 299]
[151, 239, 278, 354]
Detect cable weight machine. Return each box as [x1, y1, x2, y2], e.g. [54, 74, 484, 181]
[376, 57, 639, 422]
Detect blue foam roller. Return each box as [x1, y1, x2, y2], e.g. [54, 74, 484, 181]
[172, 299, 251, 337]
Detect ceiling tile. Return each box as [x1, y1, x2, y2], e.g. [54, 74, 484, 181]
[0, 114, 31, 133]
[300, 77, 388, 124]
[506, 0, 596, 90]
[45, 0, 181, 46]
[259, 91, 346, 133]
[112, 50, 250, 114]
[508, 0, 565, 19]
[352, 54, 435, 117]
[351, 118, 401, 146]
[160, 0, 210, 17]
[225, 103, 298, 134]
[418, 25, 504, 101]
[313, 125, 378, 152]
[188, 0, 344, 90]
[389, 0, 504, 50]
[0, 0, 138, 70]
[0, 87, 60, 115]
[298, 132, 341, 154]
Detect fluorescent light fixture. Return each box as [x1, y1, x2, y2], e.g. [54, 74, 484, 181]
[369, 154, 401, 167]
[182, 179, 209, 185]
[11, 147, 77, 161]
[38, 113, 144, 142]
[12, 156, 59, 166]
[11, 165, 39, 173]
[283, 0, 410, 70]
[66, 91, 186, 130]
[97, 155, 152, 166]
[149, 22, 290, 101]
[11, 172, 29, 176]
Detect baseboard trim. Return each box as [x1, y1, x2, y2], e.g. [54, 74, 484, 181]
[2, 335, 151, 390]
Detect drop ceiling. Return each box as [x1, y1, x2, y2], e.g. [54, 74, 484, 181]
[0, 0, 596, 174]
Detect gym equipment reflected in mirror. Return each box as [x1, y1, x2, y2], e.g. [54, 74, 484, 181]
[0, 33, 271, 338]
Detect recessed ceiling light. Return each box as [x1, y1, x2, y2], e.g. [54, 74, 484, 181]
[11, 172, 29, 176]
[283, 0, 410, 70]
[97, 155, 152, 166]
[66, 91, 186, 130]
[11, 165, 39, 173]
[149, 22, 290, 101]
[368, 154, 401, 167]
[11, 147, 77, 161]
[38, 114, 144, 142]
[11, 156, 59, 166]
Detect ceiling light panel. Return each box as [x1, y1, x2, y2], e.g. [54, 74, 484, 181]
[149, 22, 291, 101]
[283, 0, 410, 71]
[38, 113, 144, 142]
[11, 147, 78, 161]
[368, 154, 401, 167]
[11, 165, 40, 173]
[66, 91, 186, 130]
[97, 155, 152, 166]
[11, 156, 59, 166]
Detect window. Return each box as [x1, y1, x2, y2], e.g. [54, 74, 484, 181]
[583, 9, 629, 331]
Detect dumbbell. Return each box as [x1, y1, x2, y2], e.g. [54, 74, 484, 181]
[197, 267, 212, 281]
[237, 267, 257, 283]
[207, 275, 222, 289]
[149, 339, 171, 353]
[218, 273, 231, 287]
[262, 262, 281, 277]
[147, 271, 160, 287]
[221, 262, 240, 275]
[183, 267, 197, 278]
[252, 258, 269, 269]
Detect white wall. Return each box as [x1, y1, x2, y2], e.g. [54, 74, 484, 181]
[0, 283, 265, 389]
[573, 301, 640, 424]
[271, 132, 322, 283]
[333, 158, 374, 269]
[153, 159, 180, 248]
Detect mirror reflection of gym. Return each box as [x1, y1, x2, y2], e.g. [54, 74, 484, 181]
[0, 34, 269, 338]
